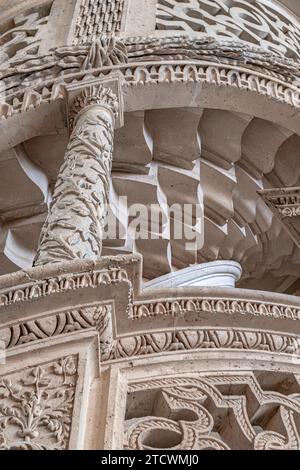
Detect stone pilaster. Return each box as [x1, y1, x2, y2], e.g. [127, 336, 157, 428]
[34, 78, 123, 266]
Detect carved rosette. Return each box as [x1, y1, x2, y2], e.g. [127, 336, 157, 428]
[34, 84, 119, 266]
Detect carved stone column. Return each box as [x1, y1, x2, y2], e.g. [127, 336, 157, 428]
[34, 77, 123, 266]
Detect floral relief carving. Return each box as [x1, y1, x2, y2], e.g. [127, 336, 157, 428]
[156, 0, 300, 59]
[0, 356, 78, 450]
[70, 83, 119, 127]
[125, 373, 300, 450]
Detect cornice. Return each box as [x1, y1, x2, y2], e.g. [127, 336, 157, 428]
[259, 187, 300, 249]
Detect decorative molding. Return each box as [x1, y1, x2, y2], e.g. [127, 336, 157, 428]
[259, 187, 300, 249]
[80, 37, 128, 70]
[2, 34, 300, 123]
[131, 297, 300, 321]
[125, 373, 300, 450]
[74, 0, 125, 44]
[34, 77, 124, 266]
[156, 0, 300, 60]
[3, 35, 299, 85]
[260, 187, 300, 218]
[125, 36, 300, 80]
[3, 299, 300, 360]
[1, 59, 300, 126]
[2, 302, 300, 361]
[279, 207, 300, 218]
[0, 3, 52, 71]
[1, 304, 112, 350]
[0, 355, 78, 450]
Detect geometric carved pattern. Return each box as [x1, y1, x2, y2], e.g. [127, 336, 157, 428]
[0, 356, 78, 450]
[125, 373, 300, 450]
[74, 0, 125, 44]
[156, 0, 300, 59]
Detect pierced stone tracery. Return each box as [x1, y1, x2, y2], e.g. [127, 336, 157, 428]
[125, 372, 300, 450]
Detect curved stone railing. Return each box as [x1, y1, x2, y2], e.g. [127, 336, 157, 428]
[0, 256, 300, 449]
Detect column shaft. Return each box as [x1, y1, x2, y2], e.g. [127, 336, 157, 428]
[34, 88, 117, 266]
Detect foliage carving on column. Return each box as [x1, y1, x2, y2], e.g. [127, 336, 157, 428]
[34, 84, 119, 266]
[0, 356, 78, 450]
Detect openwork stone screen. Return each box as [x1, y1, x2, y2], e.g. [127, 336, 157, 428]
[124, 372, 300, 450]
[156, 0, 300, 58]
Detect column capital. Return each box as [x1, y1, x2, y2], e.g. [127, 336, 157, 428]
[65, 72, 124, 131]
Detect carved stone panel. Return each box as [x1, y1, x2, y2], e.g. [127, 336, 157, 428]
[34, 83, 119, 266]
[74, 0, 126, 44]
[124, 372, 300, 450]
[0, 355, 78, 450]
